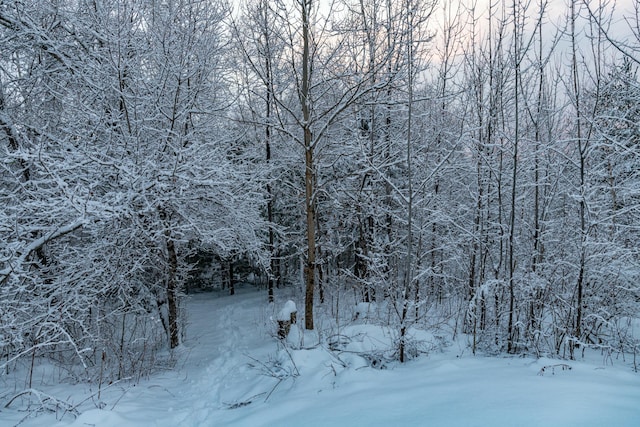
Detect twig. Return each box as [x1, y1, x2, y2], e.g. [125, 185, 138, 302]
[538, 363, 572, 376]
[4, 388, 78, 422]
[264, 377, 284, 402]
[66, 377, 132, 416]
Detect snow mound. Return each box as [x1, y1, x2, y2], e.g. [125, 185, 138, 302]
[2, 291, 639, 427]
[277, 300, 297, 321]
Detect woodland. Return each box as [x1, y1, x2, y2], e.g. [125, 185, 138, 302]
[1, 0, 639, 403]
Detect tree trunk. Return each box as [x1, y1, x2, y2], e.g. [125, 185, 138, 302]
[166, 236, 180, 349]
[264, 0, 276, 304]
[301, 0, 316, 331]
[571, 0, 587, 355]
[507, 0, 521, 354]
[304, 138, 316, 330]
[229, 259, 235, 296]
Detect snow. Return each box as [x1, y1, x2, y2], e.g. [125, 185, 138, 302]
[276, 300, 297, 322]
[354, 302, 377, 320]
[2, 286, 639, 427]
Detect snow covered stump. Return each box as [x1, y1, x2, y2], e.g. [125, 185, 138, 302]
[277, 300, 297, 339]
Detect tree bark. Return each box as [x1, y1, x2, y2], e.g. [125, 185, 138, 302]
[507, 0, 521, 354]
[301, 0, 316, 331]
[264, 0, 276, 304]
[166, 236, 180, 349]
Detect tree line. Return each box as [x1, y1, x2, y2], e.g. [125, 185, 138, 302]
[1, 0, 638, 386]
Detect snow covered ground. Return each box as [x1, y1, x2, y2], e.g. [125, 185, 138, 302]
[2, 286, 639, 427]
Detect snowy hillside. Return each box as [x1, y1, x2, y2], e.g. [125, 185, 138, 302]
[2, 286, 639, 427]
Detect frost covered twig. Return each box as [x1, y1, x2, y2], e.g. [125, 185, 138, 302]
[4, 388, 78, 421]
[537, 364, 572, 376]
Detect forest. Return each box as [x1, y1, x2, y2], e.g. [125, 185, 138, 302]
[1, 0, 639, 403]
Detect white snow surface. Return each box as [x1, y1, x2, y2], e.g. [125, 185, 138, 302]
[2, 286, 639, 427]
[276, 300, 297, 321]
